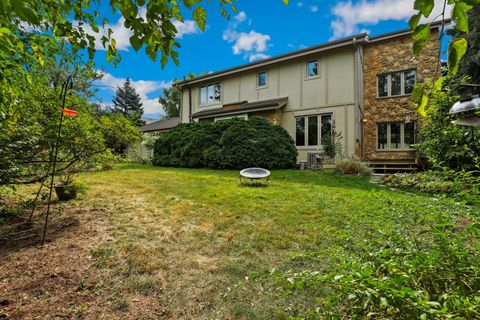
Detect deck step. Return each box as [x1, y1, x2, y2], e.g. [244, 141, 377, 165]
[367, 160, 418, 173]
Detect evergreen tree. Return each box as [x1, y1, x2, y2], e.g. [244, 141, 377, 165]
[112, 78, 144, 126]
[448, 5, 480, 83]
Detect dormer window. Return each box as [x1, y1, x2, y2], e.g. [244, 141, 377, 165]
[200, 83, 221, 105]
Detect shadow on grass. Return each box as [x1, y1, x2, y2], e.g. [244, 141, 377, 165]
[0, 215, 79, 258]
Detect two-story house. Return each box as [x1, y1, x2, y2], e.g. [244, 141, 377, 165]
[176, 24, 441, 170]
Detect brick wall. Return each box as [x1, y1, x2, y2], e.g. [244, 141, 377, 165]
[363, 31, 439, 161]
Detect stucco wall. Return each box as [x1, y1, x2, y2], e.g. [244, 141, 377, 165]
[363, 31, 439, 161]
[180, 47, 357, 161]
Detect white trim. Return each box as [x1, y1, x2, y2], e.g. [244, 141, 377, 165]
[376, 122, 416, 151]
[256, 70, 268, 89]
[377, 69, 416, 98]
[199, 82, 222, 106]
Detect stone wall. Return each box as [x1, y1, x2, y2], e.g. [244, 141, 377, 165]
[363, 31, 439, 161]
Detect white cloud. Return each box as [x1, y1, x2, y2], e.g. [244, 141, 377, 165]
[222, 11, 272, 62]
[97, 72, 172, 115]
[248, 53, 270, 62]
[330, 0, 453, 39]
[81, 14, 200, 51]
[223, 30, 271, 61]
[310, 5, 319, 13]
[235, 11, 248, 23]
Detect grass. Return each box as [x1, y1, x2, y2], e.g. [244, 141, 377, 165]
[70, 163, 476, 319]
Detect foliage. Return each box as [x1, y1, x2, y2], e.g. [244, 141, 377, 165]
[0, 61, 141, 185]
[414, 74, 480, 170]
[99, 111, 143, 154]
[152, 117, 297, 169]
[267, 210, 480, 319]
[158, 72, 196, 119]
[335, 156, 372, 176]
[112, 78, 144, 127]
[0, 0, 239, 131]
[448, 5, 480, 84]
[321, 129, 343, 160]
[380, 169, 480, 205]
[410, 0, 479, 73]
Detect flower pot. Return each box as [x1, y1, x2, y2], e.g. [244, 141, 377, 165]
[54, 185, 77, 201]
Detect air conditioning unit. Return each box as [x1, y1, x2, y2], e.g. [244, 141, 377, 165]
[307, 152, 322, 169]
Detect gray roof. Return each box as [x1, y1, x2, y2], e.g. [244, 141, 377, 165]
[140, 117, 180, 133]
[191, 97, 288, 119]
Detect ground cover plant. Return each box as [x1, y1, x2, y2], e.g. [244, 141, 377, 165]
[1, 164, 478, 319]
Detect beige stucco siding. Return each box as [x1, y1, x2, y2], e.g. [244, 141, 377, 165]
[180, 47, 357, 162]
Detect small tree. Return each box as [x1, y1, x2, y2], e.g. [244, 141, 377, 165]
[112, 78, 144, 126]
[158, 84, 181, 118]
[159, 72, 196, 119]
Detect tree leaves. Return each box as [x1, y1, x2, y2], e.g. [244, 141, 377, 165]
[414, 0, 434, 17]
[448, 38, 468, 74]
[452, 2, 473, 33]
[193, 6, 207, 31]
[412, 24, 430, 55]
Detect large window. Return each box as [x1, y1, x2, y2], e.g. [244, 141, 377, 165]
[258, 71, 267, 88]
[295, 114, 332, 147]
[306, 60, 319, 78]
[377, 70, 416, 97]
[377, 122, 416, 150]
[200, 83, 221, 105]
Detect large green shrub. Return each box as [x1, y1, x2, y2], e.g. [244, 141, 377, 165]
[152, 117, 297, 169]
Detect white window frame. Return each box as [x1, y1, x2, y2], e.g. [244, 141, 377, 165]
[377, 69, 416, 98]
[199, 82, 222, 106]
[376, 122, 416, 151]
[305, 59, 319, 79]
[294, 113, 332, 148]
[257, 71, 268, 89]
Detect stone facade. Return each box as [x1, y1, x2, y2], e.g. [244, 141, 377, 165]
[363, 31, 440, 161]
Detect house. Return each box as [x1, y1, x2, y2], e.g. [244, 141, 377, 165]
[176, 24, 441, 170]
[130, 117, 181, 161]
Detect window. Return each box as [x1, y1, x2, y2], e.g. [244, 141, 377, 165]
[376, 122, 416, 150]
[258, 71, 267, 88]
[377, 70, 416, 97]
[200, 83, 221, 105]
[306, 60, 318, 78]
[295, 114, 332, 147]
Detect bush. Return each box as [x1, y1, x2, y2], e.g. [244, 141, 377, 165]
[381, 170, 480, 205]
[335, 156, 372, 176]
[273, 215, 480, 319]
[152, 117, 298, 169]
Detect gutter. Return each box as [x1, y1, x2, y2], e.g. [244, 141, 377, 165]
[176, 33, 369, 88]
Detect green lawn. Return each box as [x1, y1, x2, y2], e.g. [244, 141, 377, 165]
[72, 164, 476, 319]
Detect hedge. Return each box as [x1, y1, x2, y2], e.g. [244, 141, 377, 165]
[152, 117, 297, 169]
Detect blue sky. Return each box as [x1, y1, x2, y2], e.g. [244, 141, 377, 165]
[93, 0, 451, 118]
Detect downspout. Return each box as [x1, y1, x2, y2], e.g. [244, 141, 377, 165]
[353, 36, 367, 159]
[188, 86, 192, 123]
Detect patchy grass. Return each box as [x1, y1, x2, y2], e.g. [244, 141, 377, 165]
[75, 163, 475, 319]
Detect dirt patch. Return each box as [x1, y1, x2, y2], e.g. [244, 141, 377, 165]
[0, 204, 119, 319]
